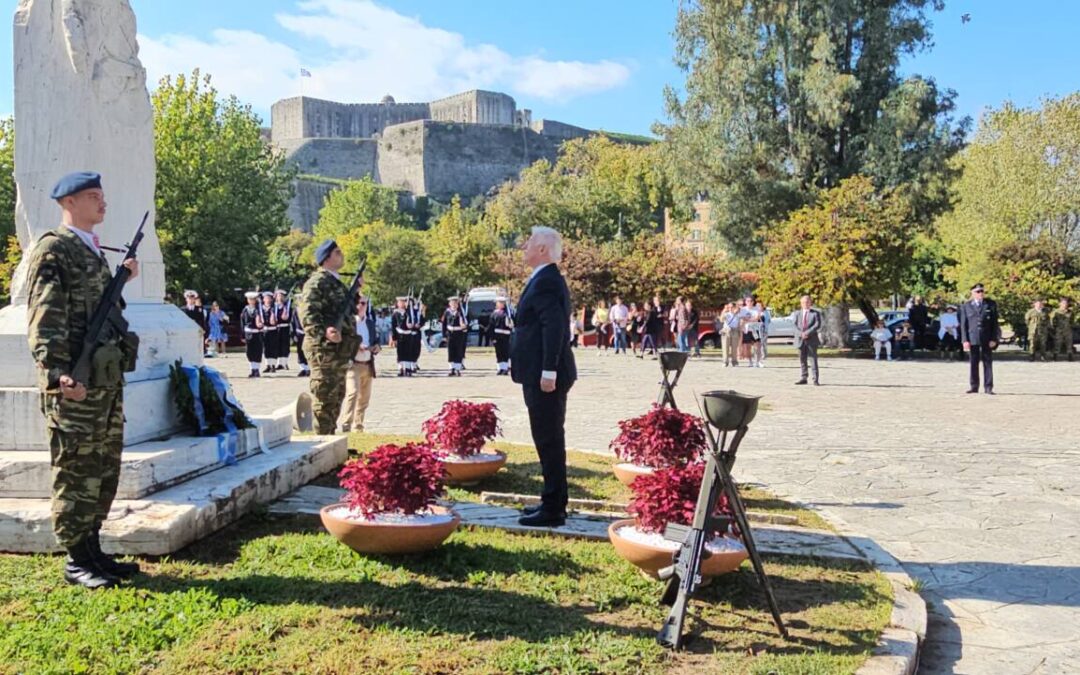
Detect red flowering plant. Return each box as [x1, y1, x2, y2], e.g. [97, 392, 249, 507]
[609, 404, 708, 468]
[422, 400, 501, 457]
[628, 463, 737, 538]
[337, 442, 446, 519]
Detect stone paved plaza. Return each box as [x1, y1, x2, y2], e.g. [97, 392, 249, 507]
[218, 345, 1080, 674]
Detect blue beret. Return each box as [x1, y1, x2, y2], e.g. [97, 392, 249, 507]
[50, 171, 102, 200]
[315, 239, 338, 265]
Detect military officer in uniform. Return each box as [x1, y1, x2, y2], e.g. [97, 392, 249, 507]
[274, 288, 292, 371]
[1050, 298, 1074, 361]
[240, 291, 264, 377]
[959, 283, 1000, 394]
[299, 240, 360, 434]
[442, 296, 468, 376]
[26, 171, 141, 589]
[488, 297, 513, 375]
[259, 291, 279, 372]
[1025, 299, 1050, 361]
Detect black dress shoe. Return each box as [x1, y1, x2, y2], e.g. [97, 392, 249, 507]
[521, 504, 544, 515]
[518, 510, 567, 527]
[984, 389, 995, 395]
[263, 365, 273, 373]
[966, 388, 978, 394]
[794, 379, 807, 385]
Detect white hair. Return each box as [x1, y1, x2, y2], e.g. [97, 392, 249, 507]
[531, 226, 563, 262]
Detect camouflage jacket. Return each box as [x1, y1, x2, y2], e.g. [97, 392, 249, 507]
[26, 227, 118, 391]
[1050, 309, 1073, 335]
[1025, 308, 1049, 334]
[299, 268, 359, 355]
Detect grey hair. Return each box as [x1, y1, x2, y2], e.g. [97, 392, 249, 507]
[531, 226, 563, 262]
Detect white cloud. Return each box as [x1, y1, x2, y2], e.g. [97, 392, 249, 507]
[136, 0, 631, 115]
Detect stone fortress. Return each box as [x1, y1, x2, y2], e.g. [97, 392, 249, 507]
[270, 89, 599, 230]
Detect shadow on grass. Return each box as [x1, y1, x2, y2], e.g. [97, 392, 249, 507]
[451, 461, 617, 502]
[383, 539, 594, 581]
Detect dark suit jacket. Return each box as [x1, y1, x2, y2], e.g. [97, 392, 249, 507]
[959, 299, 1000, 346]
[510, 264, 577, 390]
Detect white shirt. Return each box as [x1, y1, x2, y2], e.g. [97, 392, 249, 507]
[63, 224, 100, 256]
[355, 316, 372, 361]
[609, 303, 629, 324]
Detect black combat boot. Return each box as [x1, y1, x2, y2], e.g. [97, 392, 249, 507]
[88, 530, 140, 579]
[64, 539, 120, 589]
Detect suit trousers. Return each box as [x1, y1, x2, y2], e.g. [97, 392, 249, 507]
[341, 361, 374, 432]
[799, 342, 819, 383]
[723, 330, 740, 365]
[522, 383, 570, 513]
[968, 344, 994, 391]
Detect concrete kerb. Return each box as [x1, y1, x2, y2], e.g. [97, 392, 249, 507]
[738, 470, 926, 675]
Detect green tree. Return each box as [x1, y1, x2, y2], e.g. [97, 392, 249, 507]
[0, 118, 15, 305]
[153, 70, 294, 300]
[938, 95, 1080, 330]
[756, 176, 911, 346]
[266, 229, 314, 292]
[487, 136, 676, 241]
[336, 221, 453, 308]
[312, 176, 412, 244]
[427, 196, 499, 290]
[659, 0, 966, 256]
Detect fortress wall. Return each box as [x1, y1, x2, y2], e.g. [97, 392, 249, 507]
[531, 118, 592, 141]
[430, 90, 516, 125]
[288, 179, 338, 233]
[421, 121, 561, 200]
[271, 98, 305, 142]
[377, 121, 427, 195]
[281, 138, 378, 181]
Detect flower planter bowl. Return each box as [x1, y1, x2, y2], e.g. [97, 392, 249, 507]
[607, 518, 748, 579]
[320, 504, 460, 554]
[613, 462, 654, 488]
[440, 450, 507, 485]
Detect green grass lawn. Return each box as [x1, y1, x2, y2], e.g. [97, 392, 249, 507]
[0, 435, 886, 674]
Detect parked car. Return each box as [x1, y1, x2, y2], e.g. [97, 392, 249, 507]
[850, 316, 941, 351]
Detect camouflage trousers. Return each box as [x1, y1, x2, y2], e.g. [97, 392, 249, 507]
[41, 386, 124, 548]
[1053, 333, 1074, 360]
[1028, 330, 1049, 359]
[309, 349, 351, 435]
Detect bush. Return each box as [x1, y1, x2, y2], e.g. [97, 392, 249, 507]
[609, 404, 707, 468]
[338, 442, 445, 518]
[422, 400, 501, 457]
[628, 463, 735, 536]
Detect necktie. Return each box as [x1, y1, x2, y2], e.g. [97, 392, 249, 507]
[802, 310, 808, 330]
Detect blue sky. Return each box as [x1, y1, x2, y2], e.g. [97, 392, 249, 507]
[0, 1, 1076, 136]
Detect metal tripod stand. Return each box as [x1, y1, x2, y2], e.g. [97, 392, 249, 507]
[656, 351, 688, 409]
[656, 389, 789, 649]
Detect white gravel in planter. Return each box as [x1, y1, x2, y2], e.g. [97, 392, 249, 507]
[327, 507, 456, 526]
[439, 452, 505, 463]
[614, 524, 745, 554]
[615, 462, 654, 474]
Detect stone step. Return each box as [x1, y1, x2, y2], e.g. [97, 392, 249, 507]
[0, 434, 347, 555]
[0, 410, 294, 500]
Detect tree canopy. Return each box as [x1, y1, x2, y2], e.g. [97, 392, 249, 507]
[0, 118, 16, 306]
[937, 95, 1080, 328]
[153, 70, 294, 301]
[312, 176, 413, 244]
[659, 0, 966, 256]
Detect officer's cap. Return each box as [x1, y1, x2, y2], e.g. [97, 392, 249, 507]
[183, 289, 197, 298]
[970, 283, 985, 291]
[261, 291, 274, 298]
[50, 171, 102, 200]
[495, 297, 508, 303]
[395, 296, 410, 302]
[274, 288, 286, 295]
[448, 295, 460, 302]
[314, 239, 338, 265]
[244, 291, 259, 300]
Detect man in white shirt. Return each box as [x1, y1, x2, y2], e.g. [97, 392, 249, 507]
[341, 295, 379, 433]
[608, 296, 630, 355]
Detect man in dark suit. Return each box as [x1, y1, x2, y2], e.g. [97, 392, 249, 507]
[959, 283, 1000, 394]
[793, 295, 822, 385]
[511, 226, 577, 527]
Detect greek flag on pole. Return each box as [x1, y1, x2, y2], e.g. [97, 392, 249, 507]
[300, 68, 312, 77]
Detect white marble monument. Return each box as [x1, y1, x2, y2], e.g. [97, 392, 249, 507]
[0, 0, 347, 554]
[0, 0, 202, 449]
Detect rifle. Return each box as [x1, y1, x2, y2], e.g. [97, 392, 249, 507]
[412, 287, 425, 326]
[336, 258, 366, 330]
[71, 212, 148, 385]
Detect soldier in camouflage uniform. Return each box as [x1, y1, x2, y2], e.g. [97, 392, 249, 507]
[25, 172, 141, 589]
[299, 240, 360, 435]
[1024, 299, 1050, 361]
[1050, 298, 1075, 361]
